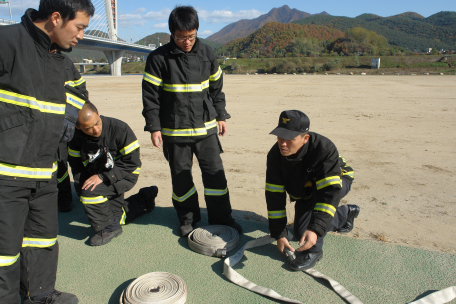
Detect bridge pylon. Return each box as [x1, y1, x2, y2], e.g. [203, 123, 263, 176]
[104, 0, 124, 76]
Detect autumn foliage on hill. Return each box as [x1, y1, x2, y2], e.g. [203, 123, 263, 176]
[215, 22, 345, 58]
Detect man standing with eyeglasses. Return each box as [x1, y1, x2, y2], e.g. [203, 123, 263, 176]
[142, 5, 242, 237]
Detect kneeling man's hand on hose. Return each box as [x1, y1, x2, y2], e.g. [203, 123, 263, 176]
[277, 237, 295, 254]
[296, 230, 317, 251]
[82, 175, 103, 191]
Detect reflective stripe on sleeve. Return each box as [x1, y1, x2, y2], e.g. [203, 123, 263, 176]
[342, 171, 354, 178]
[57, 170, 69, 183]
[65, 77, 85, 87]
[83, 160, 89, 167]
[143, 72, 163, 87]
[163, 80, 209, 92]
[316, 176, 341, 190]
[314, 203, 336, 217]
[0, 89, 65, 114]
[22, 237, 57, 248]
[204, 187, 228, 196]
[80, 196, 108, 204]
[265, 183, 285, 193]
[0, 161, 58, 179]
[161, 119, 217, 137]
[66, 92, 85, 110]
[0, 253, 20, 267]
[209, 67, 222, 81]
[172, 186, 196, 202]
[119, 140, 140, 156]
[132, 167, 141, 175]
[68, 148, 81, 157]
[268, 210, 286, 219]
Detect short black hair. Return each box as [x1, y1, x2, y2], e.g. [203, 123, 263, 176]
[168, 6, 199, 35]
[38, 0, 95, 21]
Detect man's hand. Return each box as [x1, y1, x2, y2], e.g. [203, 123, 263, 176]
[277, 237, 295, 254]
[82, 175, 103, 191]
[151, 131, 162, 148]
[218, 121, 227, 136]
[296, 230, 318, 251]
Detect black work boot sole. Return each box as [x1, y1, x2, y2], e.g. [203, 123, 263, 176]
[89, 228, 123, 246]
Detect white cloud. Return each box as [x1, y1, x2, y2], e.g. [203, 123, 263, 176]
[198, 30, 213, 37]
[198, 9, 265, 24]
[151, 22, 167, 29]
[143, 8, 171, 21]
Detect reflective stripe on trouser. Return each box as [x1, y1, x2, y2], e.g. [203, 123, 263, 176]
[293, 178, 352, 253]
[78, 177, 142, 231]
[0, 182, 59, 302]
[163, 134, 233, 226]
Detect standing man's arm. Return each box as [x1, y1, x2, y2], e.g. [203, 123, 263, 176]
[208, 50, 230, 136]
[142, 53, 163, 148]
[70, 64, 88, 98]
[265, 146, 293, 254]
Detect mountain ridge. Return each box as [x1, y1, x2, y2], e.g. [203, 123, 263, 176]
[206, 5, 328, 44]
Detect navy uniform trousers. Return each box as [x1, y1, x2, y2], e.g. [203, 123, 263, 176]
[163, 134, 233, 226]
[293, 178, 352, 252]
[0, 181, 59, 303]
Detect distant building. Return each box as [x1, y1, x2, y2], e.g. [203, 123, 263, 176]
[426, 48, 432, 53]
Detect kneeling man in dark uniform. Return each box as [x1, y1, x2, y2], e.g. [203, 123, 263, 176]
[266, 110, 360, 270]
[69, 102, 158, 246]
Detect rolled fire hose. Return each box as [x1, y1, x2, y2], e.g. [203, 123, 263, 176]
[119, 272, 187, 304]
[223, 234, 456, 304]
[188, 225, 239, 258]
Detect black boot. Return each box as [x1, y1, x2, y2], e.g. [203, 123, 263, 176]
[290, 250, 323, 271]
[89, 217, 122, 246]
[138, 186, 158, 213]
[24, 290, 78, 304]
[337, 205, 360, 234]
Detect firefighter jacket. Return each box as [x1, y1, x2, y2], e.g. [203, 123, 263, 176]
[68, 116, 141, 195]
[142, 38, 230, 143]
[265, 132, 354, 239]
[0, 9, 86, 186]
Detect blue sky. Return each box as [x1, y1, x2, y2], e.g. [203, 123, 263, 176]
[1, 0, 455, 39]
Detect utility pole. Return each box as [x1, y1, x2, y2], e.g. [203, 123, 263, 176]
[0, 0, 13, 20]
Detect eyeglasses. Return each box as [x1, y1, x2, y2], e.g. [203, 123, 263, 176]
[174, 35, 197, 42]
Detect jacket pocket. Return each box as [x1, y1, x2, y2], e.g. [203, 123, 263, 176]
[203, 96, 218, 121]
[0, 111, 29, 165]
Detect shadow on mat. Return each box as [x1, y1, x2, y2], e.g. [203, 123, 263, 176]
[410, 290, 439, 302]
[108, 278, 135, 304]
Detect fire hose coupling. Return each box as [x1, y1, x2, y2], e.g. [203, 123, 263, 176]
[283, 248, 296, 262]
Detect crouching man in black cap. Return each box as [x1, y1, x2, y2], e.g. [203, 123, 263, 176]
[68, 101, 158, 246]
[266, 110, 360, 270]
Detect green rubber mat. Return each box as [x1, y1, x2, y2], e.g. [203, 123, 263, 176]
[56, 199, 456, 304]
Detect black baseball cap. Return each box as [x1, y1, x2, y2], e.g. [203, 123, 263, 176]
[269, 110, 310, 140]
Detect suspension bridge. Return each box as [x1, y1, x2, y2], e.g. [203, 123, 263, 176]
[0, 0, 156, 76]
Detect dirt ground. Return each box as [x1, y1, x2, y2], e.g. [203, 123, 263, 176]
[84, 74, 456, 255]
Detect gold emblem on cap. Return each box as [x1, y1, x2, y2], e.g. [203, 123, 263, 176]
[282, 118, 290, 124]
